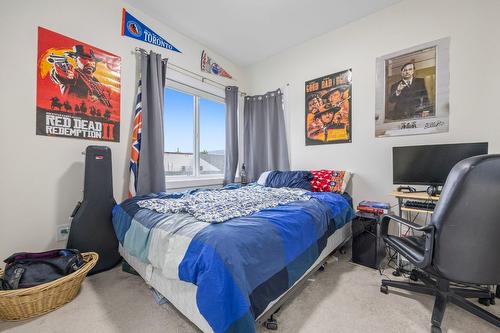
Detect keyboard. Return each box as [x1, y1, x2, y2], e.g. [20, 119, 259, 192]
[404, 200, 436, 211]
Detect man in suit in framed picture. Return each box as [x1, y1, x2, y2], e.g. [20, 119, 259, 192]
[387, 62, 430, 120]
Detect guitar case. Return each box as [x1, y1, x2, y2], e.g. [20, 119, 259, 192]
[67, 146, 121, 275]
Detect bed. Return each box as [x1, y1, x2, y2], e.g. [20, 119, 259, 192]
[112, 184, 354, 333]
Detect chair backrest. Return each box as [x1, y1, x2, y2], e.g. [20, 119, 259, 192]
[430, 154, 500, 285]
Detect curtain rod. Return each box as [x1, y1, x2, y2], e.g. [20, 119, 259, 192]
[134, 47, 247, 96]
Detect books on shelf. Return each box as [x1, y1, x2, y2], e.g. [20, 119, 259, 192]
[358, 201, 390, 209]
[357, 200, 390, 215]
[357, 206, 388, 215]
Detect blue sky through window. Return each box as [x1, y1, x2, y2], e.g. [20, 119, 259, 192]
[164, 88, 225, 154]
[164, 88, 193, 153]
[200, 97, 225, 154]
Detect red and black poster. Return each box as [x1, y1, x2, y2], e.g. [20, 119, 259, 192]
[36, 27, 121, 142]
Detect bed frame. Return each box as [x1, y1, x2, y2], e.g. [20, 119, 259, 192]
[256, 235, 351, 330]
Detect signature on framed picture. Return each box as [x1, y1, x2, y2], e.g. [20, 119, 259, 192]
[305, 69, 352, 145]
[375, 38, 450, 137]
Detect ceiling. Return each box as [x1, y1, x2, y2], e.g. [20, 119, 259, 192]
[124, 0, 403, 67]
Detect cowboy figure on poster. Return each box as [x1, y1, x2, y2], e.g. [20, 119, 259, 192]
[49, 45, 112, 107]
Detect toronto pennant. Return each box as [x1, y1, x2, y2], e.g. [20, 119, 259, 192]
[122, 8, 181, 53]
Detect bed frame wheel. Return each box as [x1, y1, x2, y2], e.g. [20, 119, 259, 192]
[318, 262, 327, 271]
[431, 324, 442, 333]
[264, 317, 278, 330]
[478, 297, 491, 306]
[380, 285, 389, 294]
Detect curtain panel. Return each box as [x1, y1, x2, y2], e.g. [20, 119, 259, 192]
[244, 89, 290, 182]
[135, 51, 167, 195]
[224, 86, 239, 184]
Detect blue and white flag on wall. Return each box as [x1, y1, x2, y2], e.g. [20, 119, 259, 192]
[121, 8, 181, 53]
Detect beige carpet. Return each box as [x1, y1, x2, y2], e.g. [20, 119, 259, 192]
[1, 252, 498, 333]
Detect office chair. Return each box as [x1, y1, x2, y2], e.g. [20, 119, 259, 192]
[380, 154, 500, 333]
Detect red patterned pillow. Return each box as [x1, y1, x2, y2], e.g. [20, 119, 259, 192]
[310, 169, 351, 193]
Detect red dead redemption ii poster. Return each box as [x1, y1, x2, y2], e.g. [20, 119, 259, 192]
[36, 27, 121, 142]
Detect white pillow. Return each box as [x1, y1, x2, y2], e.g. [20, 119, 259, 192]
[257, 171, 272, 186]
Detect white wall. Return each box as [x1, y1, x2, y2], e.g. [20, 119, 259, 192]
[0, 0, 247, 260]
[1, 0, 499, 261]
[246, 0, 500, 207]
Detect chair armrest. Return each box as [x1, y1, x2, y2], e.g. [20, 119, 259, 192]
[381, 214, 435, 269]
[382, 214, 434, 232]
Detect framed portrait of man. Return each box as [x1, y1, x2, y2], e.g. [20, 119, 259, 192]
[375, 38, 450, 137]
[305, 69, 352, 145]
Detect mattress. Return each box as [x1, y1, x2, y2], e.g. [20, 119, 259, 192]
[113, 187, 354, 333]
[119, 221, 352, 333]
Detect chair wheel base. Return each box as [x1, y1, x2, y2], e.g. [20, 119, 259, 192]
[380, 285, 389, 294]
[431, 324, 442, 333]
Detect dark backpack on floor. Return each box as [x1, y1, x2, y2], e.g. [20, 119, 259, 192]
[0, 249, 84, 290]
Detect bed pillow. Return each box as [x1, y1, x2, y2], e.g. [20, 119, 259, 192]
[264, 170, 313, 191]
[310, 169, 351, 193]
[257, 171, 272, 186]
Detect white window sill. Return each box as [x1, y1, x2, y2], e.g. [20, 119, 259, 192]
[165, 176, 224, 190]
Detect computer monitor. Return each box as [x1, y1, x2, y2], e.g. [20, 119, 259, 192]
[393, 142, 488, 188]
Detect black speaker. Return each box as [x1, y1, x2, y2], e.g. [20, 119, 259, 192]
[67, 146, 121, 274]
[352, 214, 385, 269]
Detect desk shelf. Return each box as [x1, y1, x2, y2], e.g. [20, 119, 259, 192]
[391, 191, 439, 201]
[401, 207, 434, 214]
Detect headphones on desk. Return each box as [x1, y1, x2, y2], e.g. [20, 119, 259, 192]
[426, 185, 439, 196]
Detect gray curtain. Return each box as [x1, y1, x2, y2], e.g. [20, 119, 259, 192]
[137, 51, 167, 195]
[244, 89, 290, 182]
[224, 86, 239, 184]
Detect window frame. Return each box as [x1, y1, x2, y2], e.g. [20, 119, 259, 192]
[164, 81, 226, 190]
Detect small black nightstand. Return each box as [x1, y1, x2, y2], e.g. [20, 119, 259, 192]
[351, 212, 386, 269]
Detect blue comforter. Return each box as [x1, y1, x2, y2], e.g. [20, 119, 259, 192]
[112, 186, 354, 333]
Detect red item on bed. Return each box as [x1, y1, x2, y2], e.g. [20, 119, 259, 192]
[310, 169, 347, 193]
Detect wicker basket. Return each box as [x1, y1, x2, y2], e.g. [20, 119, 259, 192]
[0, 252, 98, 321]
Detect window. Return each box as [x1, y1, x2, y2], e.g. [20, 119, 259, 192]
[164, 89, 194, 177]
[199, 97, 225, 175]
[164, 87, 225, 184]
